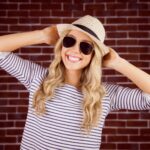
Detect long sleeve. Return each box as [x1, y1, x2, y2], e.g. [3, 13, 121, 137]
[0, 52, 47, 91]
[104, 83, 150, 111]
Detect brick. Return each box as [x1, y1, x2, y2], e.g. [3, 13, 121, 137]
[127, 121, 147, 127]
[105, 121, 126, 127]
[107, 3, 127, 9]
[129, 32, 149, 38]
[62, 18, 76, 23]
[120, 54, 139, 60]
[105, 25, 117, 31]
[117, 143, 139, 149]
[0, 92, 19, 98]
[116, 10, 137, 16]
[140, 129, 150, 135]
[41, 4, 61, 10]
[19, 4, 40, 10]
[140, 144, 150, 150]
[0, 18, 18, 24]
[8, 114, 27, 120]
[128, 18, 149, 23]
[138, 40, 150, 46]
[0, 4, 18, 10]
[0, 107, 16, 113]
[5, 145, 20, 150]
[0, 25, 8, 31]
[0, 121, 14, 128]
[15, 121, 26, 127]
[107, 18, 127, 24]
[127, 47, 150, 53]
[107, 32, 127, 38]
[130, 61, 149, 68]
[19, 18, 40, 24]
[0, 137, 16, 143]
[128, 3, 149, 10]
[74, 0, 94, 3]
[103, 128, 117, 134]
[100, 143, 116, 149]
[8, 99, 28, 105]
[118, 113, 140, 119]
[8, 84, 26, 90]
[105, 39, 116, 46]
[0, 11, 6, 16]
[41, 18, 61, 24]
[95, 10, 116, 17]
[117, 25, 138, 31]
[0, 114, 6, 120]
[85, 4, 105, 11]
[107, 135, 128, 142]
[63, 4, 83, 10]
[29, 11, 50, 17]
[129, 136, 150, 142]
[117, 40, 138, 45]
[6, 129, 23, 135]
[7, 11, 29, 17]
[140, 54, 150, 60]
[117, 128, 138, 134]
[51, 11, 71, 17]
[9, 25, 31, 31]
[139, 25, 150, 30]
[140, 113, 150, 119]
[139, 11, 150, 16]
[17, 106, 28, 113]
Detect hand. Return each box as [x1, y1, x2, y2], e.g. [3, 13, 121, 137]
[102, 47, 122, 69]
[42, 26, 59, 45]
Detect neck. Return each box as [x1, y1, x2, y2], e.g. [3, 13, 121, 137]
[65, 69, 82, 88]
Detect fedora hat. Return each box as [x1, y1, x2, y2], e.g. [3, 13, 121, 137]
[56, 15, 109, 56]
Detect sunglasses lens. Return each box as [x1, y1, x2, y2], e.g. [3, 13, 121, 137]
[80, 42, 93, 55]
[63, 36, 76, 48]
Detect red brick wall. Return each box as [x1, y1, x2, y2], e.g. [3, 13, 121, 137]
[0, 0, 150, 150]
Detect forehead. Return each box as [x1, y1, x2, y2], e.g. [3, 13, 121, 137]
[68, 30, 93, 42]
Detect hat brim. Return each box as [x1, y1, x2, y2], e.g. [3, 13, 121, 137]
[56, 24, 109, 56]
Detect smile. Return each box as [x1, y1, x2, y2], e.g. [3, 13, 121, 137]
[66, 55, 82, 63]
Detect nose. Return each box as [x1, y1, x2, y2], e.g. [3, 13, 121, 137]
[70, 42, 81, 54]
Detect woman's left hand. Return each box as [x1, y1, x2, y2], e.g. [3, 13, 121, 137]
[102, 47, 122, 69]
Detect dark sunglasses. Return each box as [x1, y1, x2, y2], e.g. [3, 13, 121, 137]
[62, 36, 94, 55]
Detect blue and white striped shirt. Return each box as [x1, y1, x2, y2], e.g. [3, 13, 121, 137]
[0, 52, 150, 150]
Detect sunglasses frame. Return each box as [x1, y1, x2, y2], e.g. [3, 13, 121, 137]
[62, 35, 94, 55]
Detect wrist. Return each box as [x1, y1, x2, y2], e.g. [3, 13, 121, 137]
[39, 29, 48, 44]
[111, 57, 128, 71]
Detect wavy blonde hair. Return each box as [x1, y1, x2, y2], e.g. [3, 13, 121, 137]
[33, 30, 106, 133]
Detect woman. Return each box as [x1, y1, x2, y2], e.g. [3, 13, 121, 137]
[0, 15, 150, 150]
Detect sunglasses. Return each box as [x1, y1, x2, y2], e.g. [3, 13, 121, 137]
[62, 36, 94, 55]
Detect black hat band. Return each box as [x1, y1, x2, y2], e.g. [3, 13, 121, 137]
[73, 24, 100, 41]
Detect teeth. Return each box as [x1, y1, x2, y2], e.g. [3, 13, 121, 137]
[68, 56, 81, 62]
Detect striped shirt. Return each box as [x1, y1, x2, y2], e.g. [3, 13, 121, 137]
[0, 52, 150, 150]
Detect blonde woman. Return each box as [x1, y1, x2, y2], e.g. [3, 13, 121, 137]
[0, 15, 150, 150]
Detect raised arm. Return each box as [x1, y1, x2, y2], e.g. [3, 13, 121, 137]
[103, 48, 150, 94]
[0, 26, 59, 52]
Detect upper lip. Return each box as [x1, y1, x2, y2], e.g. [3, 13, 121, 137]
[66, 54, 82, 60]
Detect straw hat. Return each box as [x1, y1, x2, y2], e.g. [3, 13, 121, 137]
[56, 15, 109, 56]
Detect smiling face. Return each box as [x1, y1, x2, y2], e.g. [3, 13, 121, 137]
[61, 30, 94, 73]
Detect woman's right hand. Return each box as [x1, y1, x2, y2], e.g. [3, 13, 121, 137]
[42, 26, 59, 46]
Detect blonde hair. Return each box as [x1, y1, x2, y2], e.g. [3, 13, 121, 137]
[33, 30, 106, 133]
